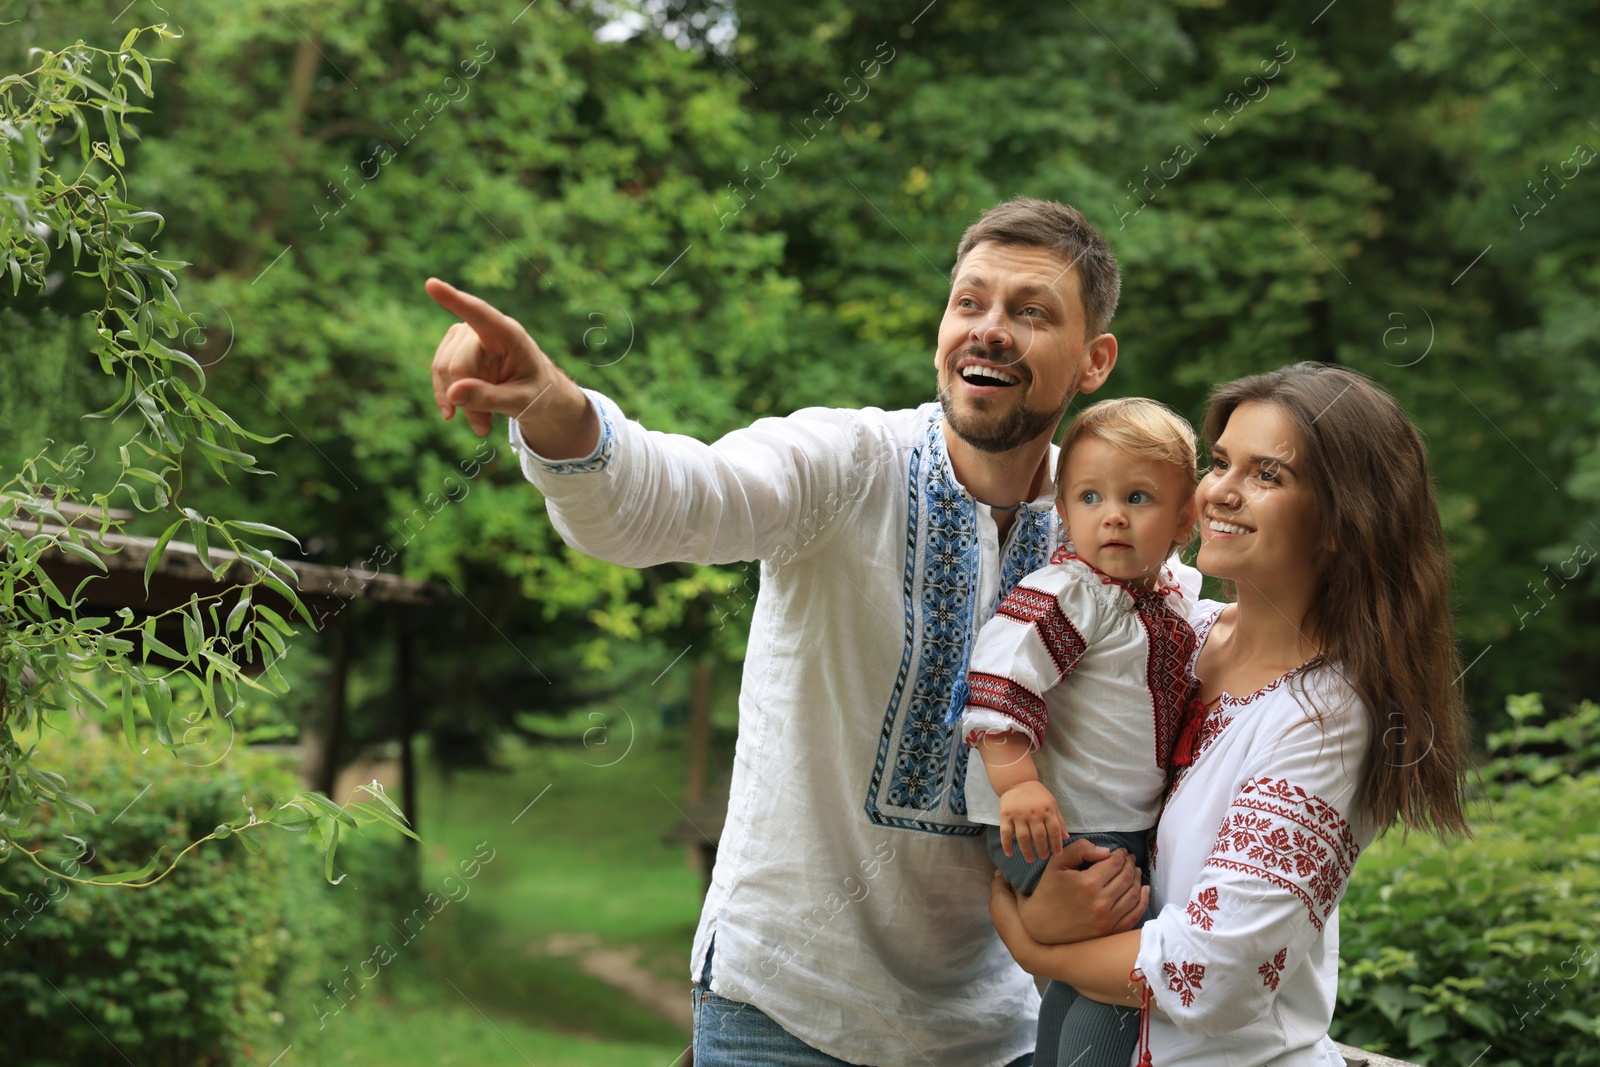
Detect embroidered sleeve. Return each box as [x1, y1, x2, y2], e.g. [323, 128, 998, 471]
[1135, 699, 1370, 1037]
[509, 388, 617, 475]
[958, 575, 1094, 750]
[511, 391, 896, 570]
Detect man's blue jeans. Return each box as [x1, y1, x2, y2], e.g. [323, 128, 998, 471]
[693, 942, 1034, 1067]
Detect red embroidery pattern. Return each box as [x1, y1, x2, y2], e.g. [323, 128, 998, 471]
[1047, 547, 1183, 599]
[965, 671, 1047, 750]
[1164, 960, 1205, 1007]
[1258, 948, 1287, 991]
[1203, 776, 1362, 931]
[993, 585, 1088, 678]
[1135, 597, 1198, 770]
[1186, 885, 1219, 930]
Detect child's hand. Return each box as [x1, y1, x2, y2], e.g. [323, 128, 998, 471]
[998, 781, 1065, 863]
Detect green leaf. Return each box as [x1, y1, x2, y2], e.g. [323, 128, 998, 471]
[120, 672, 139, 753]
[145, 676, 173, 745]
[1372, 984, 1408, 1025]
[144, 519, 182, 594]
[1455, 1000, 1505, 1036]
[322, 819, 342, 883]
[55, 538, 108, 573]
[65, 678, 107, 713]
[352, 781, 407, 818]
[225, 520, 301, 549]
[346, 800, 421, 841]
[254, 621, 286, 656]
[191, 435, 256, 477]
[296, 790, 359, 829]
[132, 52, 154, 96]
[268, 801, 317, 833]
[182, 608, 200, 657]
[88, 849, 166, 886]
[56, 790, 96, 817]
[258, 570, 313, 626]
[1406, 1012, 1448, 1048]
[184, 508, 211, 569]
[121, 210, 165, 234]
[101, 103, 124, 166]
[225, 594, 251, 635]
[140, 617, 185, 663]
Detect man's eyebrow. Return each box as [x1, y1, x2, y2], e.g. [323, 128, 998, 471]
[949, 278, 1065, 310]
[1009, 283, 1066, 309]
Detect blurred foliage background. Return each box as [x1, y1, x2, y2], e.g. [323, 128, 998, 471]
[2, 0, 1597, 1064]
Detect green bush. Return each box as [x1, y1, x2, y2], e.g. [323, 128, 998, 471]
[0, 731, 371, 1066]
[1335, 695, 1600, 1066]
[272, 823, 423, 1043]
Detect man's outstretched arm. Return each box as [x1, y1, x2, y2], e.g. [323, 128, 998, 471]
[424, 279, 888, 570]
[426, 277, 600, 459]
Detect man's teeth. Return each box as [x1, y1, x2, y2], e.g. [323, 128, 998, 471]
[961, 365, 1020, 386]
[1209, 519, 1249, 535]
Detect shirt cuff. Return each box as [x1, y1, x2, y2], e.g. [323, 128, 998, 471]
[507, 388, 616, 475]
[960, 709, 1034, 749]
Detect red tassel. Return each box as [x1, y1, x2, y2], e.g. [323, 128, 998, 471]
[1170, 693, 1218, 769]
[1131, 967, 1154, 1066]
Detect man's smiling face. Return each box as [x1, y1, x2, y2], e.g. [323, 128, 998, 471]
[934, 241, 1114, 454]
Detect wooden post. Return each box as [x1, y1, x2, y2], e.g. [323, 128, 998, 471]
[396, 608, 420, 867]
[685, 657, 713, 806]
[315, 617, 351, 799]
[685, 656, 715, 889]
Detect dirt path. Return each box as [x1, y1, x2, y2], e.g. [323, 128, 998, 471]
[539, 933, 693, 1032]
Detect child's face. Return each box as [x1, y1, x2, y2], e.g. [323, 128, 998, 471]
[1055, 435, 1197, 587]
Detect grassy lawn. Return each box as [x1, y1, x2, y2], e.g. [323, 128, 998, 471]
[292, 997, 687, 1067]
[286, 739, 703, 1067]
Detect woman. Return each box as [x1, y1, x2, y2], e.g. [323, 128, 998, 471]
[990, 363, 1472, 1066]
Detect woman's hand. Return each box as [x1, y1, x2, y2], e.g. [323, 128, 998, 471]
[1018, 839, 1148, 944]
[990, 871, 1146, 1005]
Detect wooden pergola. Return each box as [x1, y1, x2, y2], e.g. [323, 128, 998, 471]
[12, 500, 439, 831]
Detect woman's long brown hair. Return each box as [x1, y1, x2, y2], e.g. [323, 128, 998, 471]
[1203, 363, 1472, 837]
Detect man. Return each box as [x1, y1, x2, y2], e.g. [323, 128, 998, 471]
[427, 197, 1149, 1066]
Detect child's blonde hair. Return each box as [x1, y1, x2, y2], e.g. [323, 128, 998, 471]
[1056, 397, 1199, 555]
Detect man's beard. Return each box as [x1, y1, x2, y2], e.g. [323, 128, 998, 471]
[938, 352, 1075, 454]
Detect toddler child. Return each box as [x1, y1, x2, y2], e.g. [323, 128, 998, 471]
[959, 396, 1201, 1067]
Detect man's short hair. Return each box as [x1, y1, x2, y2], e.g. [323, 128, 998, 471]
[951, 197, 1121, 339]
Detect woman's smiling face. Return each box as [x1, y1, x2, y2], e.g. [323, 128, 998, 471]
[1195, 401, 1325, 588]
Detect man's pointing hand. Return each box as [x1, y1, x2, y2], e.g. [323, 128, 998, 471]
[425, 278, 600, 458]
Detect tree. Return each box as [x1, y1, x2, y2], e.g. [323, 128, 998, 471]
[0, 25, 412, 896]
[720, 0, 1598, 722]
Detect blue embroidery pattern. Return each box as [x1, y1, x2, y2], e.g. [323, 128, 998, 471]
[864, 411, 1056, 834]
[536, 390, 616, 475]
